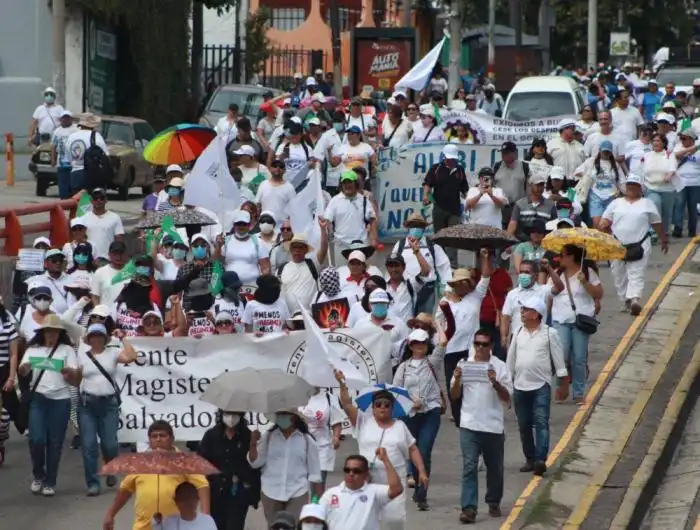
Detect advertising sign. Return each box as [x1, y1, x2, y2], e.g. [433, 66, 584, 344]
[352, 28, 415, 95]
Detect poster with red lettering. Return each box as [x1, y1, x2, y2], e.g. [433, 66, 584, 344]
[354, 38, 413, 94]
[312, 298, 351, 329]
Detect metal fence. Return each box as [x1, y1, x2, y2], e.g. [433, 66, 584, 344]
[202, 45, 328, 90]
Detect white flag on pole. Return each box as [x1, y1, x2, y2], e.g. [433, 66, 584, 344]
[288, 168, 325, 250]
[395, 37, 447, 91]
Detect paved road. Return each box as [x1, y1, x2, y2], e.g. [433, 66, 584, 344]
[0, 236, 690, 529]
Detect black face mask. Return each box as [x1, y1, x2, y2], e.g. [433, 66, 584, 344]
[255, 286, 280, 305]
[694, 89, 700, 97]
[222, 287, 240, 302]
[71, 289, 90, 299]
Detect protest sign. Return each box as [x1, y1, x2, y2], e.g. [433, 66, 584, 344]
[312, 298, 351, 328]
[29, 357, 64, 372]
[115, 327, 391, 442]
[440, 111, 572, 145]
[16, 249, 46, 272]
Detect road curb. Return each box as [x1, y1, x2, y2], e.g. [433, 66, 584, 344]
[500, 239, 699, 530]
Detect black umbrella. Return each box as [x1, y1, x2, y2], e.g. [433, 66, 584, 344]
[136, 208, 217, 229]
[430, 223, 519, 251]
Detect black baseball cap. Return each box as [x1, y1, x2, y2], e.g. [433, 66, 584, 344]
[478, 167, 495, 177]
[530, 220, 547, 234]
[109, 240, 127, 253]
[385, 254, 406, 266]
[500, 141, 517, 153]
[90, 188, 107, 198]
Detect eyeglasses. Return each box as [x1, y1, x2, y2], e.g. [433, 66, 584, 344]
[373, 400, 392, 409]
[474, 341, 491, 348]
[343, 467, 366, 475]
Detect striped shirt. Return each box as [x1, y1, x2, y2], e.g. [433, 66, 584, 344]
[156, 200, 175, 213]
[0, 318, 19, 367]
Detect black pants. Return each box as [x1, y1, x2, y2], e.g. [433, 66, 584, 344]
[445, 350, 470, 425]
[432, 203, 461, 268]
[211, 489, 251, 530]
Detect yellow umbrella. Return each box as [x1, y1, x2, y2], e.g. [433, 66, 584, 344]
[542, 227, 626, 261]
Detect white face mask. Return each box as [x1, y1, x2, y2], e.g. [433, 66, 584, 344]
[222, 413, 241, 428]
[259, 222, 275, 234]
[301, 523, 324, 530]
[32, 300, 51, 312]
[233, 230, 249, 240]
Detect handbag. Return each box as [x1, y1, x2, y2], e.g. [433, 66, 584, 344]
[623, 232, 650, 262]
[563, 273, 599, 335]
[16, 342, 61, 431]
[84, 349, 122, 406]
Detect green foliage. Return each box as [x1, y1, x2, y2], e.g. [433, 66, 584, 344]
[245, 7, 273, 80]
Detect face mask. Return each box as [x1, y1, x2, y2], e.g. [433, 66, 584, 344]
[44, 94, 55, 104]
[302, 524, 325, 530]
[259, 222, 274, 234]
[135, 266, 151, 277]
[274, 414, 293, 430]
[221, 413, 241, 428]
[172, 248, 187, 260]
[518, 273, 533, 289]
[408, 228, 424, 239]
[333, 123, 344, 133]
[223, 287, 239, 300]
[167, 187, 181, 197]
[371, 304, 388, 319]
[192, 246, 207, 260]
[74, 253, 88, 265]
[32, 299, 51, 311]
[558, 209, 570, 219]
[234, 230, 249, 240]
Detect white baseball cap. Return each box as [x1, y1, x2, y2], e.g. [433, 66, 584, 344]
[368, 289, 390, 304]
[90, 304, 111, 318]
[347, 250, 366, 263]
[550, 166, 566, 180]
[408, 328, 430, 343]
[33, 236, 51, 248]
[314, 68, 324, 75]
[625, 173, 643, 186]
[392, 90, 407, 99]
[306, 76, 317, 86]
[166, 164, 183, 174]
[232, 210, 251, 224]
[521, 295, 547, 318]
[190, 233, 211, 245]
[234, 145, 255, 157]
[61, 109, 73, 118]
[442, 144, 459, 160]
[70, 218, 87, 228]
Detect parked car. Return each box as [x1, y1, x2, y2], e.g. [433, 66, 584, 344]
[29, 115, 160, 200]
[199, 84, 284, 128]
[502, 76, 584, 121]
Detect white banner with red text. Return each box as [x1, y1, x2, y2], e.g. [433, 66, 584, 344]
[115, 327, 391, 442]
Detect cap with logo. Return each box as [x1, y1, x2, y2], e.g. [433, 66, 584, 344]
[368, 289, 390, 304]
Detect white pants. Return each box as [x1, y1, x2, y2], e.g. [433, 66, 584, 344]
[610, 240, 650, 301]
[372, 465, 406, 530]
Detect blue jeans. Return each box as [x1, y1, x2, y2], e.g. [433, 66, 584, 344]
[588, 193, 615, 218]
[513, 384, 551, 463]
[57, 166, 72, 199]
[646, 189, 677, 234]
[403, 407, 441, 502]
[673, 185, 700, 236]
[78, 393, 120, 489]
[459, 428, 504, 510]
[28, 394, 71, 487]
[553, 322, 590, 399]
[70, 169, 87, 195]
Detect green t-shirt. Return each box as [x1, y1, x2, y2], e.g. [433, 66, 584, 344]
[513, 242, 546, 262]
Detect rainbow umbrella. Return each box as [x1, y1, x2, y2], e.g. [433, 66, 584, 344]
[143, 123, 216, 166]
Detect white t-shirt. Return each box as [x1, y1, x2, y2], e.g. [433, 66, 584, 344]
[323, 194, 376, 247]
[77, 342, 120, 396]
[428, 77, 448, 94]
[624, 139, 652, 175]
[382, 119, 412, 148]
[280, 258, 319, 315]
[314, 129, 344, 187]
[611, 106, 644, 143]
[345, 114, 374, 134]
[240, 163, 271, 188]
[674, 145, 700, 187]
[15, 309, 45, 341]
[298, 392, 345, 471]
[52, 125, 78, 167]
[320, 482, 391, 530]
[550, 270, 601, 324]
[466, 187, 507, 227]
[23, 344, 78, 400]
[355, 413, 414, 485]
[275, 142, 312, 186]
[242, 299, 290, 333]
[223, 235, 267, 286]
[33, 273, 72, 316]
[445, 277, 490, 354]
[66, 129, 109, 171]
[33, 103, 64, 135]
[211, 297, 246, 333]
[601, 197, 661, 245]
[155, 513, 217, 530]
[574, 158, 620, 200]
[410, 122, 446, 143]
[340, 142, 375, 172]
[215, 116, 238, 145]
[583, 131, 623, 158]
[641, 149, 678, 192]
[255, 180, 296, 220]
[90, 264, 127, 308]
[77, 211, 125, 258]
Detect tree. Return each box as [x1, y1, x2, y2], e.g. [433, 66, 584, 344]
[245, 7, 273, 82]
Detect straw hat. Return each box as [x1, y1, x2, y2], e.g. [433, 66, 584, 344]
[447, 268, 474, 285]
[38, 314, 65, 331]
[283, 233, 314, 253]
[407, 312, 436, 330]
[404, 212, 428, 228]
[78, 112, 101, 129]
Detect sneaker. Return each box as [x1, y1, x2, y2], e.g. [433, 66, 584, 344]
[30, 480, 42, 494]
[630, 298, 642, 316]
[673, 229, 683, 238]
[41, 486, 55, 497]
[519, 461, 534, 472]
[416, 500, 430, 511]
[533, 460, 547, 476]
[407, 476, 415, 488]
[106, 475, 117, 488]
[622, 299, 631, 312]
[459, 507, 477, 524]
[70, 435, 81, 450]
[86, 485, 100, 497]
[488, 504, 502, 517]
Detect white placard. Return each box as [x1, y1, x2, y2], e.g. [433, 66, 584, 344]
[460, 361, 491, 383]
[16, 249, 45, 272]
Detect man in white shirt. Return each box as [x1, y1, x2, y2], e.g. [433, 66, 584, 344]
[77, 188, 125, 258]
[506, 296, 568, 476]
[255, 159, 296, 219]
[450, 329, 512, 524]
[478, 84, 505, 116]
[51, 110, 78, 199]
[32, 249, 72, 315]
[610, 89, 644, 143]
[384, 254, 418, 322]
[323, 170, 378, 264]
[280, 231, 328, 314]
[320, 451, 403, 530]
[90, 240, 129, 307]
[624, 124, 654, 175]
[547, 119, 585, 178]
[66, 113, 108, 193]
[500, 260, 550, 347]
[584, 110, 624, 160]
[29, 86, 64, 146]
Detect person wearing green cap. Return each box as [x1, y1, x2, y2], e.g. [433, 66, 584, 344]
[322, 169, 378, 265]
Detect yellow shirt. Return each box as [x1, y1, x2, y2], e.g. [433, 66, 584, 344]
[120, 473, 209, 530]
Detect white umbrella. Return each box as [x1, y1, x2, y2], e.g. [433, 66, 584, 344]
[200, 368, 316, 413]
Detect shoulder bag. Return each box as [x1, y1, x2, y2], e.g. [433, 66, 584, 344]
[85, 348, 122, 406]
[563, 273, 599, 334]
[16, 342, 61, 432]
[622, 232, 650, 262]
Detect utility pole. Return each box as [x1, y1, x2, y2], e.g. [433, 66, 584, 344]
[329, 0, 343, 96]
[191, 1, 204, 107]
[587, 0, 598, 68]
[52, 0, 66, 104]
[402, 0, 412, 27]
[513, 0, 522, 76]
[487, 0, 496, 78]
[447, 6, 462, 105]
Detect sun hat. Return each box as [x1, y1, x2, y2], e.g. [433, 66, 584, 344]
[78, 113, 101, 129]
[341, 240, 375, 259]
[168, 177, 185, 188]
[404, 212, 428, 228]
[447, 268, 474, 285]
[284, 233, 314, 253]
[407, 312, 436, 330]
[38, 314, 65, 331]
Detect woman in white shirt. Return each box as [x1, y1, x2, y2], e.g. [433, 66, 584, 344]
[573, 140, 624, 228]
[449, 122, 475, 145]
[340, 126, 376, 175]
[298, 390, 345, 488]
[215, 104, 238, 146]
[15, 285, 56, 343]
[218, 209, 270, 292]
[641, 132, 678, 235]
[410, 105, 446, 144]
[18, 314, 81, 496]
[381, 106, 412, 148]
[547, 245, 604, 404]
[77, 324, 136, 495]
[526, 138, 554, 182]
[576, 105, 598, 137]
[392, 327, 447, 511]
[599, 174, 667, 315]
[450, 88, 468, 110]
[465, 167, 507, 227]
[242, 275, 290, 334]
[672, 129, 700, 237]
[335, 371, 428, 530]
[248, 410, 323, 524]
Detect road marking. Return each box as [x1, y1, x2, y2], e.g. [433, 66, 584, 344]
[608, 336, 700, 528]
[500, 240, 699, 530]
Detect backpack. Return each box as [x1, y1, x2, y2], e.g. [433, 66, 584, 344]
[397, 237, 437, 271]
[493, 160, 531, 192]
[280, 258, 319, 283]
[83, 131, 112, 190]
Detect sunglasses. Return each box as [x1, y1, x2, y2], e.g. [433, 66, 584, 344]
[91, 315, 107, 322]
[143, 319, 162, 326]
[474, 341, 491, 348]
[343, 466, 366, 475]
[407, 107, 418, 111]
[32, 296, 51, 302]
[280, 227, 293, 232]
[373, 399, 392, 409]
[47, 257, 65, 263]
[216, 321, 234, 326]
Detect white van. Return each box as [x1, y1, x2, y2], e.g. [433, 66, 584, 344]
[502, 76, 586, 121]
